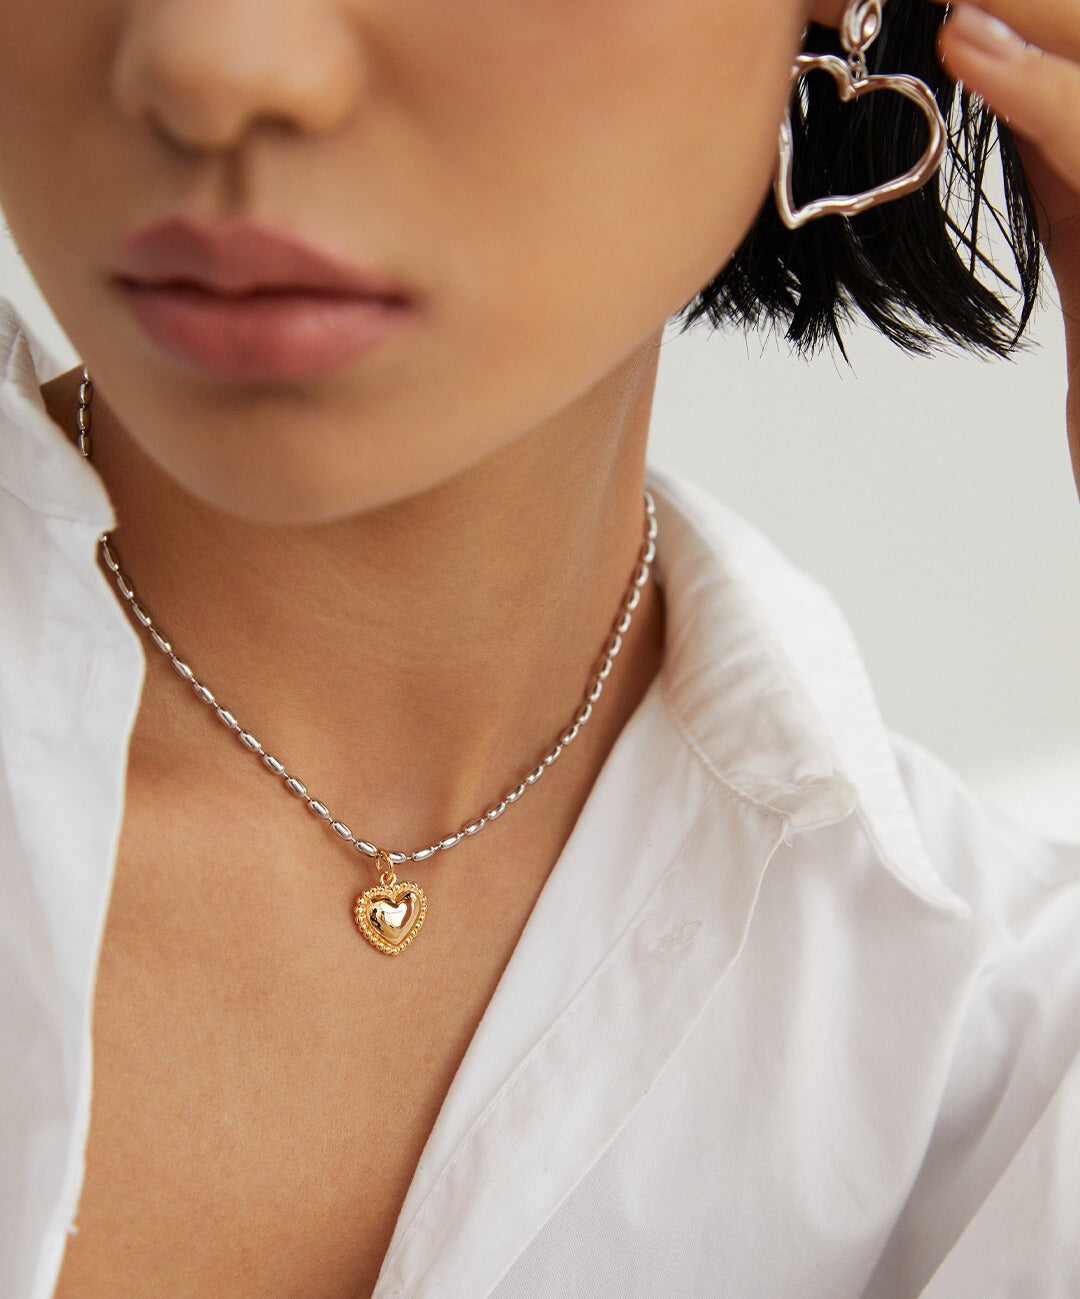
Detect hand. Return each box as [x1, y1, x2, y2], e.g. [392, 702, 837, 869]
[933, 1, 1080, 294]
[932, 0, 1080, 492]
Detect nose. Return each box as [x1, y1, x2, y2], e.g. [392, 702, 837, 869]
[110, 0, 365, 151]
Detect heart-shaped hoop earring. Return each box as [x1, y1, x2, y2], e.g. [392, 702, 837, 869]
[773, 0, 947, 231]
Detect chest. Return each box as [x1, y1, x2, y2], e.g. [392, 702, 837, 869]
[50, 797, 548, 1299]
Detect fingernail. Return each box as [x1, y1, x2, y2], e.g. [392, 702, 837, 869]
[947, 4, 1026, 62]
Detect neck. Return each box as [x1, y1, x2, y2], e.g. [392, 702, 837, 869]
[46, 340, 666, 859]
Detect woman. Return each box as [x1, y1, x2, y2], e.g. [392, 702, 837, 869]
[1, 0, 1078, 1295]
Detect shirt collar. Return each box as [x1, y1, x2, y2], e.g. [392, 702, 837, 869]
[0, 296, 968, 920]
[0, 297, 115, 530]
[646, 461, 969, 918]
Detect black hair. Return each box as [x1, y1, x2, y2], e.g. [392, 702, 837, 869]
[671, 1, 1044, 360]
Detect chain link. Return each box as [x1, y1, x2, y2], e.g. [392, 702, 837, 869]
[75, 370, 659, 867]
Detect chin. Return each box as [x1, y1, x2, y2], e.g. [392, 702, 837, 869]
[173, 448, 445, 527]
[185, 470, 382, 527]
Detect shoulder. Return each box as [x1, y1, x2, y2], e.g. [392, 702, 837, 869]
[650, 460, 1080, 1289]
[653, 457, 1080, 927]
[890, 726, 1080, 940]
[869, 728, 1080, 1293]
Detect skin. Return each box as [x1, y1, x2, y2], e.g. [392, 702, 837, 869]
[1, 0, 1079, 1293]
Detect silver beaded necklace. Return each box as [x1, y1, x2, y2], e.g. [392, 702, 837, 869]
[75, 369, 658, 956]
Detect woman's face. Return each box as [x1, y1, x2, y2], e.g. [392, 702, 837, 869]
[0, 0, 835, 523]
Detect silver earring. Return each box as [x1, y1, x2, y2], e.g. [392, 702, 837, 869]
[774, 0, 947, 231]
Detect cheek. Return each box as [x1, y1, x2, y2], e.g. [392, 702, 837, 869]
[0, 2, 139, 349]
[0, 4, 80, 246]
[406, 1, 804, 392]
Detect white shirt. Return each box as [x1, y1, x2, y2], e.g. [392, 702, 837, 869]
[2, 294, 1079, 1299]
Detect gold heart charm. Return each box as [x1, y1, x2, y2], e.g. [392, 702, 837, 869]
[355, 878, 427, 956]
[775, 54, 947, 231]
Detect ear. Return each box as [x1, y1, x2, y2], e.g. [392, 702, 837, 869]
[806, 0, 850, 29]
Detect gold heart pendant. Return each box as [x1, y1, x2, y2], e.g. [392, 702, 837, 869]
[355, 878, 427, 955]
[775, 54, 947, 231]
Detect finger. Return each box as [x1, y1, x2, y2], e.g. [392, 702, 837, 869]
[937, 10, 1080, 189]
[927, 0, 1080, 66]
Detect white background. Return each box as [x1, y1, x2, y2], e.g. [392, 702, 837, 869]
[3, 218, 1079, 842]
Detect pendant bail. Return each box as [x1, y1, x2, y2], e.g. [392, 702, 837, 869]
[374, 847, 397, 887]
[841, 0, 883, 60]
[841, 0, 882, 82]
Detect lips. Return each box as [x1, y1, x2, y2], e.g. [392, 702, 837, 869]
[108, 216, 417, 381]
